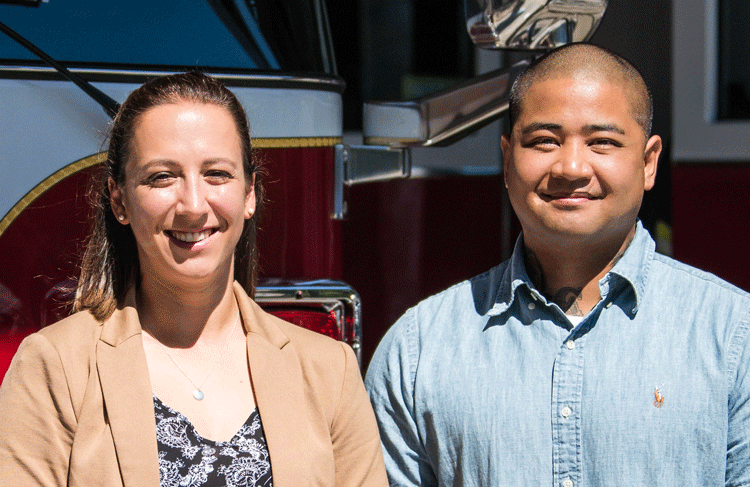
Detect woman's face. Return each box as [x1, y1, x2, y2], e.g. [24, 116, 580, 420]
[109, 101, 255, 289]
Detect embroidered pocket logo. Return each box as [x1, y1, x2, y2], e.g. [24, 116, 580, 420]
[653, 387, 664, 408]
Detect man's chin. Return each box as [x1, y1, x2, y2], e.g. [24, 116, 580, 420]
[524, 220, 633, 248]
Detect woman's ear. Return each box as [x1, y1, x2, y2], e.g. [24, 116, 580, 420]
[108, 177, 129, 224]
[244, 173, 256, 219]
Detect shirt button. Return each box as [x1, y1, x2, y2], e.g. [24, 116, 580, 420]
[528, 303, 536, 310]
[561, 406, 572, 418]
[565, 340, 575, 350]
[605, 301, 612, 308]
[563, 479, 573, 487]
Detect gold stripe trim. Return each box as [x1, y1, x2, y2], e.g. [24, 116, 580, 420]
[363, 136, 420, 147]
[0, 137, 339, 238]
[252, 137, 341, 148]
[0, 153, 106, 239]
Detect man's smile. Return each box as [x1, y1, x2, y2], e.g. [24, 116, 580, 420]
[540, 190, 600, 202]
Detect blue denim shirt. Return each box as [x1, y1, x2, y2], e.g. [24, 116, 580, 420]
[365, 222, 750, 487]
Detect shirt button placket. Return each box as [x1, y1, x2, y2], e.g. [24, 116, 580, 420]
[552, 335, 583, 487]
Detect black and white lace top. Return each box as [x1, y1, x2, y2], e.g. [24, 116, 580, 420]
[153, 396, 273, 487]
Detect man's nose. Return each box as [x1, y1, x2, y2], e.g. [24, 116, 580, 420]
[550, 142, 593, 180]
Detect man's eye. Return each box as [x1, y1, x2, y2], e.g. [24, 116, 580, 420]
[526, 137, 557, 148]
[591, 138, 621, 148]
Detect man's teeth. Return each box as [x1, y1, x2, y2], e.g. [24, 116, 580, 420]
[170, 230, 212, 243]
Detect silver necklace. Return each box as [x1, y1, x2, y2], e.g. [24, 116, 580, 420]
[149, 312, 240, 401]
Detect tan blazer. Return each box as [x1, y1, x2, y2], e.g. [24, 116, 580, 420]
[0, 283, 387, 486]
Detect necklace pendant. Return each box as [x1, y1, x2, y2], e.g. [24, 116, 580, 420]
[193, 389, 205, 401]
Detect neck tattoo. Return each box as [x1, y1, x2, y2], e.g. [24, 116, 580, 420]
[149, 311, 240, 401]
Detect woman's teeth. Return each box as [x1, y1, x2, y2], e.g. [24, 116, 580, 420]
[170, 230, 212, 243]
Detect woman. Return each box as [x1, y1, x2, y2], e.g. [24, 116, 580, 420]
[0, 72, 387, 486]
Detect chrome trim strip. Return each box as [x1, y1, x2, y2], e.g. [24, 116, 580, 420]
[0, 65, 345, 92]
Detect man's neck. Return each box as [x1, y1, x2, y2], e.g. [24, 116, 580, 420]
[523, 227, 636, 317]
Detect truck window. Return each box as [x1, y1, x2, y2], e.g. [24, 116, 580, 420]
[0, 0, 333, 73]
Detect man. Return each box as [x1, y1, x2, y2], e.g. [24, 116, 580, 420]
[365, 43, 750, 486]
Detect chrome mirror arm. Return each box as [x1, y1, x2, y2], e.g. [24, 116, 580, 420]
[465, 0, 608, 50]
[362, 58, 530, 149]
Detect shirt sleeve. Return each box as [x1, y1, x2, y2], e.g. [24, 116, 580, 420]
[726, 311, 750, 487]
[330, 342, 389, 486]
[0, 333, 77, 486]
[365, 308, 437, 487]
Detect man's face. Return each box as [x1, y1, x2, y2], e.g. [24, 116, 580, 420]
[501, 76, 661, 251]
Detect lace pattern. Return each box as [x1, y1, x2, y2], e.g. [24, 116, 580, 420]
[153, 396, 273, 487]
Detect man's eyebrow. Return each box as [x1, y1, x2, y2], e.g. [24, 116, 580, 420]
[520, 122, 561, 135]
[582, 124, 626, 135]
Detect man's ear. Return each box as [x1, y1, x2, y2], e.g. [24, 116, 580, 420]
[643, 135, 662, 191]
[108, 177, 129, 224]
[244, 173, 256, 219]
[501, 134, 512, 188]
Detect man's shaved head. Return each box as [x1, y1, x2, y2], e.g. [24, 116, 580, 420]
[509, 43, 653, 138]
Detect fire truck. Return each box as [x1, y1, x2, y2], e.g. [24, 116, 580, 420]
[0, 0, 608, 378]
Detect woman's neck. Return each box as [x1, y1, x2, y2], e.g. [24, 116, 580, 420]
[137, 271, 239, 348]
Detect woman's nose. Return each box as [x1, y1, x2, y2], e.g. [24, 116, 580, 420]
[176, 176, 208, 215]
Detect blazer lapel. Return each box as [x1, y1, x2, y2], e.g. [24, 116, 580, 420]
[236, 284, 312, 486]
[97, 300, 161, 487]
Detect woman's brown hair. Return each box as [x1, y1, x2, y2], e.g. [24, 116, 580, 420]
[75, 72, 264, 321]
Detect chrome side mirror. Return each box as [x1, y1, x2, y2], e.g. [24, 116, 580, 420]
[465, 0, 608, 50]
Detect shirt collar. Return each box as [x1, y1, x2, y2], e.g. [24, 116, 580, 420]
[486, 235, 539, 316]
[486, 220, 654, 317]
[604, 220, 654, 314]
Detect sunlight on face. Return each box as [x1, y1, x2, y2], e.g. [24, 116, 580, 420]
[502, 77, 661, 251]
[110, 101, 255, 290]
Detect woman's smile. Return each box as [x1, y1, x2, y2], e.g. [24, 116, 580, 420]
[166, 228, 218, 247]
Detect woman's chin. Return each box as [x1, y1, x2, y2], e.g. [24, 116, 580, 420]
[144, 262, 234, 292]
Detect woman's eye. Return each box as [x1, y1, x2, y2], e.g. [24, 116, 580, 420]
[205, 170, 232, 182]
[146, 172, 173, 185]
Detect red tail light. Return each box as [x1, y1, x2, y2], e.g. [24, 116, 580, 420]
[262, 305, 343, 341]
[255, 278, 362, 367]
[0, 278, 363, 381]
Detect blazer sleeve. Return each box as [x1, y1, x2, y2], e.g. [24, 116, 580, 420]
[330, 342, 388, 486]
[0, 333, 77, 486]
